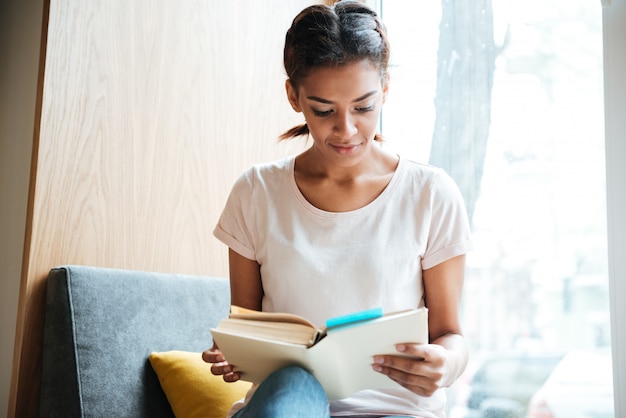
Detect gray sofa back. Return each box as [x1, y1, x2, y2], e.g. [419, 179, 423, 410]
[39, 265, 230, 418]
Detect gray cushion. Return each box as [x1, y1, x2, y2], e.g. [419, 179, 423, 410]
[39, 265, 230, 418]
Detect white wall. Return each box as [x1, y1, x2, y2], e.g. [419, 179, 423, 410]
[603, 0, 626, 416]
[0, 0, 44, 415]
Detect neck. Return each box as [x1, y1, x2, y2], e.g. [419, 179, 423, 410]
[297, 142, 393, 182]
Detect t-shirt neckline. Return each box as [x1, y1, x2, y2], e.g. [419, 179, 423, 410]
[287, 155, 405, 219]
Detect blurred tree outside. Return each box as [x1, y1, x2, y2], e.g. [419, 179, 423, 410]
[429, 0, 499, 226]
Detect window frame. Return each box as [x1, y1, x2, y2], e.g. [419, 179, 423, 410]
[603, 0, 626, 415]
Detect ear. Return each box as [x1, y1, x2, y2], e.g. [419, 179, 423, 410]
[285, 79, 302, 112]
[381, 74, 390, 104]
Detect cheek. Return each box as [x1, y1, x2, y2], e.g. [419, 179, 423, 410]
[361, 113, 382, 134]
[303, 117, 329, 136]
[310, 126, 333, 145]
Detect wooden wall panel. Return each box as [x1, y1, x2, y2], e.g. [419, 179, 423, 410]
[10, 0, 315, 416]
[0, 0, 46, 415]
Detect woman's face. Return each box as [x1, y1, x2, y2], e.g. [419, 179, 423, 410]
[286, 60, 388, 166]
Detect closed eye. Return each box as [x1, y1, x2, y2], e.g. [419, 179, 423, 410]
[312, 106, 374, 117]
[313, 109, 334, 117]
[356, 105, 375, 113]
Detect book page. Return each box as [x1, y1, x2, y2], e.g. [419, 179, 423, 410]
[217, 318, 320, 346]
[308, 308, 428, 400]
[229, 305, 318, 328]
[210, 328, 311, 383]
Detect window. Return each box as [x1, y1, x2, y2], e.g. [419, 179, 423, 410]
[378, 1, 614, 417]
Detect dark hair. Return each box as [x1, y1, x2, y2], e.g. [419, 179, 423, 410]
[280, 1, 390, 140]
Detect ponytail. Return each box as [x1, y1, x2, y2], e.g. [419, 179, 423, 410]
[279, 123, 309, 140]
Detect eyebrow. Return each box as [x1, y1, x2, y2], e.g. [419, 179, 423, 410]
[306, 90, 378, 104]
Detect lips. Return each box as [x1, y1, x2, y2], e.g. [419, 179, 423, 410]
[330, 143, 361, 155]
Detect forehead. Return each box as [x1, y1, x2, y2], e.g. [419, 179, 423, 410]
[297, 61, 384, 100]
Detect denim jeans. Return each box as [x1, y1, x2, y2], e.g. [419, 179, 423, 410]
[231, 365, 412, 418]
[231, 366, 329, 418]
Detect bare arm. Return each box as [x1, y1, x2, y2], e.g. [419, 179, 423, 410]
[228, 248, 263, 310]
[422, 254, 468, 386]
[373, 254, 468, 395]
[202, 248, 263, 381]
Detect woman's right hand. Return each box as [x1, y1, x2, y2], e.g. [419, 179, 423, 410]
[202, 343, 241, 382]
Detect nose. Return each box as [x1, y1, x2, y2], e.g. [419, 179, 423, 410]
[334, 111, 358, 139]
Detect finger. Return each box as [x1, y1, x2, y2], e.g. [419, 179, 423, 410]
[373, 353, 426, 374]
[372, 362, 436, 396]
[202, 351, 225, 364]
[403, 355, 445, 383]
[373, 359, 441, 397]
[202, 347, 226, 363]
[395, 343, 428, 360]
[396, 343, 446, 369]
[223, 371, 241, 382]
[210, 360, 233, 376]
[373, 354, 444, 389]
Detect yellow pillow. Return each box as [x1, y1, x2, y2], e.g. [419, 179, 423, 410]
[149, 350, 251, 418]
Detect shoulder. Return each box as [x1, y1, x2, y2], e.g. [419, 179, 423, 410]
[395, 159, 466, 213]
[400, 159, 457, 191]
[234, 157, 293, 189]
[401, 158, 443, 177]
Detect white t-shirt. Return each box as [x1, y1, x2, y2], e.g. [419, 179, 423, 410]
[214, 155, 473, 417]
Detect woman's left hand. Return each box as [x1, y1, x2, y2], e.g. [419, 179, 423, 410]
[372, 342, 457, 397]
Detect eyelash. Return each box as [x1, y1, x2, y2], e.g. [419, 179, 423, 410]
[312, 105, 375, 117]
[313, 109, 333, 117]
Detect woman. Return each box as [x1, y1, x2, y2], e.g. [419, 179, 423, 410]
[203, 2, 473, 417]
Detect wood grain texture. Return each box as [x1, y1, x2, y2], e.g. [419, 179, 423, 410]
[11, 1, 316, 416]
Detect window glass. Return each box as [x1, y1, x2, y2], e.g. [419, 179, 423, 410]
[379, 1, 613, 417]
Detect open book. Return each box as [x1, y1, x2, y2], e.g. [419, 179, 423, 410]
[210, 306, 428, 400]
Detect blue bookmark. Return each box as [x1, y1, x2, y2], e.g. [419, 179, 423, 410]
[325, 307, 384, 330]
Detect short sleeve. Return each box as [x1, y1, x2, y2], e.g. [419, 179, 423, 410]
[213, 170, 258, 261]
[421, 170, 473, 270]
